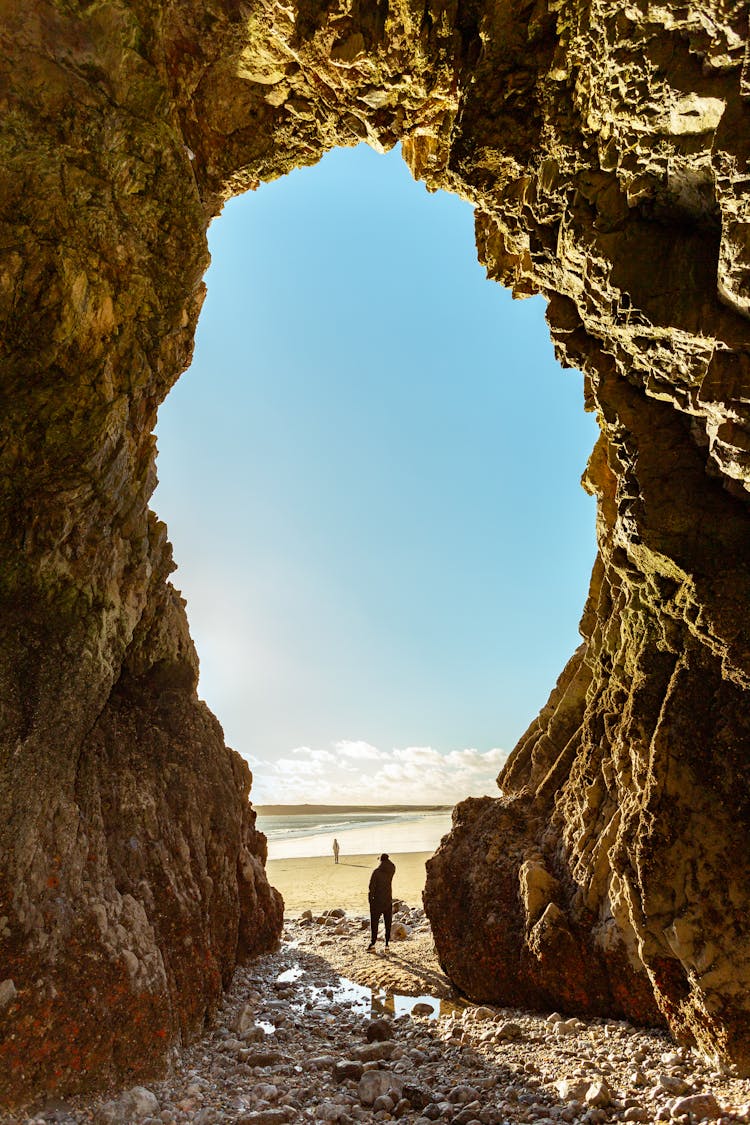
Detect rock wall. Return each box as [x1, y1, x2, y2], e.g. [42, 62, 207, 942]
[424, 0, 750, 1077]
[2, 0, 750, 1104]
[0, 0, 284, 1108]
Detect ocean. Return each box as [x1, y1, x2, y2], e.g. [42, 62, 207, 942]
[256, 808, 454, 860]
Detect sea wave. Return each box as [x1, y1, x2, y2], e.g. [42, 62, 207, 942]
[257, 811, 410, 842]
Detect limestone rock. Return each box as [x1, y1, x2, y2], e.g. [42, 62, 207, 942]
[332, 1059, 364, 1082]
[670, 1093, 722, 1121]
[585, 1080, 612, 1108]
[358, 1070, 404, 1106]
[365, 1018, 392, 1042]
[94, 1086, 159, 1123]
[0, 980, 16, 1010]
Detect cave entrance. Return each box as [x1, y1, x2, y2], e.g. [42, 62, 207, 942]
[154, 142, 598, 806]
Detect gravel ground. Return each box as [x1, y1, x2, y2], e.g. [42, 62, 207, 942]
[6, 906, 750, 1125]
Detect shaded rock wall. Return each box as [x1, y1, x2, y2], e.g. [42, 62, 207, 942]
[0, 0, 283, 1107]
[2, 0, 750, 1104]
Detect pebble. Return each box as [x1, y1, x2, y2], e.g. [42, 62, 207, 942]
[16, 907, 750, 1125]
[365, 1019, 391, 1042]
[240, 1112, 291, 1125]
[358, 1070, 404, 1104]
[671, 1092, 722, 1120]
[584, 1080, 611, 1107]
[0, 978, 17, 1010]
[93, 1085, 159, 1122]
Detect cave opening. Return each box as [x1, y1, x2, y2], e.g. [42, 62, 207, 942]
[153, 142, 599, 807]
[6, 0, 750, 1101]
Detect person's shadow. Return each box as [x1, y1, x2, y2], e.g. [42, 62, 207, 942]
[381, 945, 456, 997]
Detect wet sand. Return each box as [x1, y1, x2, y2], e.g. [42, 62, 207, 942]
[266, 850, 432, 915]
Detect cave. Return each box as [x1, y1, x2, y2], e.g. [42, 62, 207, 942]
[2, 0, 750, 1106]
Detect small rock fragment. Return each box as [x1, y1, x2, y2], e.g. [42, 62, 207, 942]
[657, 1074, 692, 1096]
[351, 1040, 396, 1061]
[333, 1059, 364, 1082]
[0, 979, 16, 1009]
[358, 1070, 404, 1105]
[623, 1108, 651, 1122]
[95, 1086, 159, 1123]
[238, 1112, 291, 1125]
[365, 1018, 392, 1042]
[448, 1086, 480, 1104]
[585, 1079, 612, 1108]
[555, 1078, 589, 1101]
[671, 1093, 722, 1120]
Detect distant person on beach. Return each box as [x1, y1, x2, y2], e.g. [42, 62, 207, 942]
[367, 853, 396, 951]
[333, 838, 340, 864]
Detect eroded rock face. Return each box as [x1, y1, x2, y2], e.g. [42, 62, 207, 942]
[2, 0, 750, 1103]
[0, 0, 284, 1107]
[424, 0, 750, 1078]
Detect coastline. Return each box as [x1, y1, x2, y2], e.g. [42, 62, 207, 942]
[256, 804, 451, 815]
[266, 850, 433, 915]
[260, 809, 453, 861]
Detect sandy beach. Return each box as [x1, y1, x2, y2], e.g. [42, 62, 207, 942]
[266, 851, 432, 915]
[260, 809, 453, 861]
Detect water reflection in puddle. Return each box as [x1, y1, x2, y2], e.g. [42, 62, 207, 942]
[283, 958, 465, 1022]
[371, 990, 465, 1020]
[293, 977, 371, 1017]
[277, 965, 304, 984]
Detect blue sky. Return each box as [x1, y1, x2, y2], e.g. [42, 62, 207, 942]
[153, 143, 598, 805]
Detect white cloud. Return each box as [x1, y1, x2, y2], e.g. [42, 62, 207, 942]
[334, 740, 385, 761]
[249, 741, 507, 805]
[290, 746, 336, 763]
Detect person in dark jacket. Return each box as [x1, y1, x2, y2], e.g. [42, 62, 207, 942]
[367, 853, 396, 951]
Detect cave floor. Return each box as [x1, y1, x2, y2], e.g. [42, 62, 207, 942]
[14, 911, 750, 1125]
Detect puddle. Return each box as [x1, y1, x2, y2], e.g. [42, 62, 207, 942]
[280, 954, 465, 1023]
[294, 977, 372, 1017]
[371, 990, 466, 1020]
[277, 966, 304, 984]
